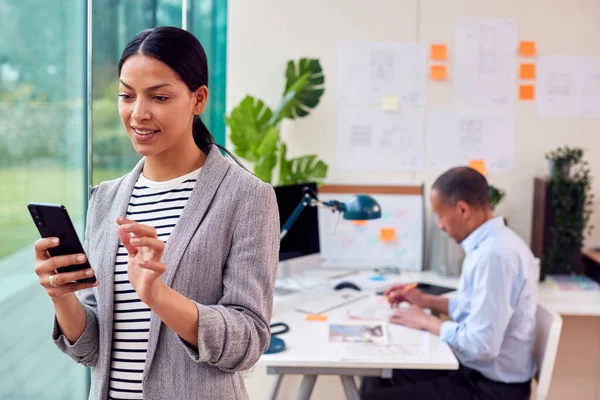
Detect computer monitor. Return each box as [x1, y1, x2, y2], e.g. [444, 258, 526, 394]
[274, 182, 320, 262]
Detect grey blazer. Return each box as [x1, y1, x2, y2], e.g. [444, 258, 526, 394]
[52, 145, 280, 399]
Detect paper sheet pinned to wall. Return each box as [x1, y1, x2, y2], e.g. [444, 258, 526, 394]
[336, 105, 425, 171]
[453, 18, 518, 106]
[537, 55, 600, 118]
[337, 41, 427, 106]
[427, 108, 514, 172]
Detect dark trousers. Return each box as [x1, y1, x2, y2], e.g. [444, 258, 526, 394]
[360, 366, 531, 400]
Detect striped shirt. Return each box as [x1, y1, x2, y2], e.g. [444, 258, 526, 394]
[108, 167, 200, 400]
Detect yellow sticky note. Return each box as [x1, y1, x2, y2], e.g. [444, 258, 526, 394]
[430, 44, 448, 61]
[380, 96, 398, 111]
[430, 65, 447, 81]
[520, 63, 536, 80]
[352, 220, 367, 226]
[468, 160, 487, 176]
[379, 227, 397, 243]
[519, 84, 535, 100]
[519, 41, 536, 57]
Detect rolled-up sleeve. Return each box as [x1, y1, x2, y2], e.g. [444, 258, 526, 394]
[52, 290, 100, 367]
[439, 252, 515, 363]
[177, 182, 280, 372]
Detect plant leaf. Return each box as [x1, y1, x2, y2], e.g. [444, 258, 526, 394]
[270, 58, 325, 125]
[254, 126, 280, 183]
[279, 153, 328, 185]
[224, 95, 273, 163]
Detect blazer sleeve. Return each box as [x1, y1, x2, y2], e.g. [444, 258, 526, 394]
[178, 181, 280, 372]
[52, 186, 100, 367]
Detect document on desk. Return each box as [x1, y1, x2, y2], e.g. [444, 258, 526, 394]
[336, 326, 430, 360]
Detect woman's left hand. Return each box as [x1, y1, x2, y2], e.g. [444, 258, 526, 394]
[116, 217, 167, 305]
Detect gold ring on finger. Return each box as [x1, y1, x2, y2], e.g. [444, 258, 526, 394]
[49, 274, 60, 287]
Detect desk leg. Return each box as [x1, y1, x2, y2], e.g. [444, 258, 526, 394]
[269, 374, 284, 400]
[340, 376, 360, 400]
[297, 375, 318, 400]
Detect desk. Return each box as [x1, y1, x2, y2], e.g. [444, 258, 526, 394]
[536, 279, 600, 400]
[259, 270, 460, 400]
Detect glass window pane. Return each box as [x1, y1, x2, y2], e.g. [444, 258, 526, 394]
[0, 0, 88, 398]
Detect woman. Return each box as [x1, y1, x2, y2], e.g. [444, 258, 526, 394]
[33, 26, 280, 399]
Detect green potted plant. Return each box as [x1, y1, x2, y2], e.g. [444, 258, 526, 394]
[488, 185, 505, 212]
[225, 58, 328, 185]
[542, 146, 594, 278]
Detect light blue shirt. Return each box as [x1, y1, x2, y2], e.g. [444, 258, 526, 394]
[439, 216, 538, 383]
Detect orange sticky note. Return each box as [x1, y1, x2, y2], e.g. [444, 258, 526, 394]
[352, 220, 367, 226]
[519, 84, 535, 100]
[430, 65, 447, 81]
[468, 160, 487, 176]
[306, 314, 328, 322]
[430, 44, 447, 61]
[520, 63, 536, 80]
[519, 41, 536, 57]
[379, 227, 397, 242]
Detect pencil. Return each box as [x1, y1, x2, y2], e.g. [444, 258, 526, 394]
[378, 283, 418, 303]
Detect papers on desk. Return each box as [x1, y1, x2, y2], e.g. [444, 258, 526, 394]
[546, 275, 600, 291]
[335, 325, 430, 360]
[329, 321, 389, 345]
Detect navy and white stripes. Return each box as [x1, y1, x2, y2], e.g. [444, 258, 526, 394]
[108, 168, 200, 400]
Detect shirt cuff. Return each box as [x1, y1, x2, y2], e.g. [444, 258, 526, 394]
[439, 320, 459, 344]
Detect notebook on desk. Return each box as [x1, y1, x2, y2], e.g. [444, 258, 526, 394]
[416, 283, 455, 296]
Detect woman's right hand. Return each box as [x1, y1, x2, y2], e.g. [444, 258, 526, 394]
[34, 237, 99, 301]
[384, 284, 425, 308]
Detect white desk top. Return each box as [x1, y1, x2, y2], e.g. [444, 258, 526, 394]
[538, 281, 600, 316]
[263, 271, 459, 371]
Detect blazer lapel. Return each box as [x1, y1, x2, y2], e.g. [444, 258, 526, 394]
[96, 157, 144, 391]
[144, 145, 231, 377]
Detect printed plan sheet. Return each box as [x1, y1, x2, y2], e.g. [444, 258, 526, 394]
[337, 41, 427, 106]
[537, 56, 600, 118]
[426, 108, 514, 172]
[336, 105, 425, 171]
[454, 18, 518, 106]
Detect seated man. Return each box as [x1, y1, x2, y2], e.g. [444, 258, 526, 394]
[361, 167, 537, 400]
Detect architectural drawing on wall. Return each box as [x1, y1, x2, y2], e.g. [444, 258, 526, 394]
[538, 56, 600, 118]
[426, 108, 514, 172]
[337, 41, 427, 106]
[453, 18, 518, 106]
[336, 105, 425, 171]
[318, 185, 424, 271]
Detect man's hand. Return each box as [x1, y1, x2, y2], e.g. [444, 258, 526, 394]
[389, 305, 443, 335]
[385, 284, 426, 308]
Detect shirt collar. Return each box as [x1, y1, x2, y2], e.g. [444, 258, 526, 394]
[460, 216, 504, 254]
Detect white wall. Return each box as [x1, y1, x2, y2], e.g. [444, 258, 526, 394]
[227, 0, 600, 250]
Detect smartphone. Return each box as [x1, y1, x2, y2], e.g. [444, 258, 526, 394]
[27, 202, 96, 284]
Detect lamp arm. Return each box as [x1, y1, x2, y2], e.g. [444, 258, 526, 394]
[280, 192, 316, 240]
[279, 189, 347, 241]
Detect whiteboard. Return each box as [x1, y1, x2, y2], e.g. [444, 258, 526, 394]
[317, 185, 424, 271]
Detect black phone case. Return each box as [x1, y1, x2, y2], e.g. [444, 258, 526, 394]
[27, 202, 96, 284]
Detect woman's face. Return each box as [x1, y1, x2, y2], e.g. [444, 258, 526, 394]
[118, 54, 207, 158]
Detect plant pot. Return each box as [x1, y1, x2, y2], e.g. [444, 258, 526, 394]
[548, 159, 571, 179]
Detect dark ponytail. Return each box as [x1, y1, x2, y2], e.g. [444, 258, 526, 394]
[118, 26, 243, 166]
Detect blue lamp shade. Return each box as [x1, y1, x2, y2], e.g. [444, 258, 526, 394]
[339, 195, 382, 220]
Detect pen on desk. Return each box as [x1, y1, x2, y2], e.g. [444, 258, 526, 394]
[378, 282, 418, 303]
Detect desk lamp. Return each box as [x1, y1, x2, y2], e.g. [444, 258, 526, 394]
[280, 186, 382, 240]
[267, 186, 382, 355]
